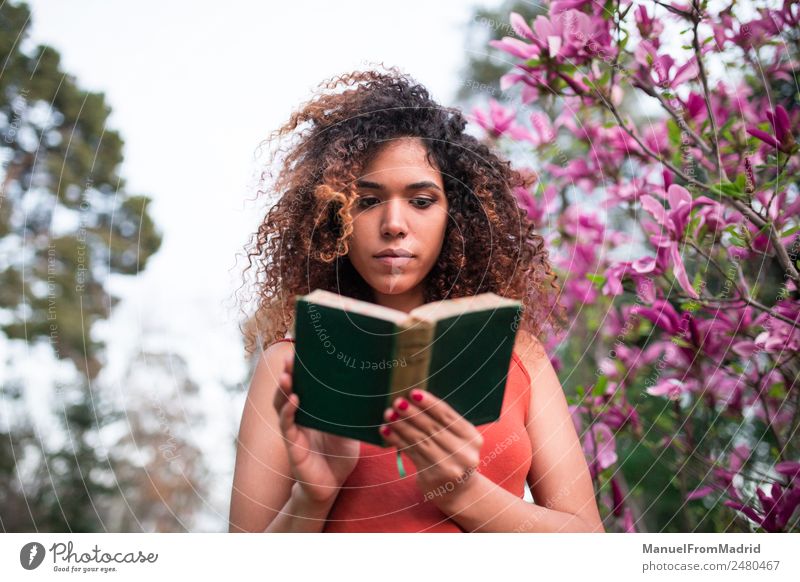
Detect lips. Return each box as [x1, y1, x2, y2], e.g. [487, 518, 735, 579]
[374, 255, 414, 267]
[374, 248, 414, 258]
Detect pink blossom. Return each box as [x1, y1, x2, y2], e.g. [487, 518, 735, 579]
[610, 476, 624, 517]
[640, 185, 722, 298]
[725, 483, 800, 532]
[602, 402, 641, 433]
[635, 5, 664, 43]
[584, 422, 618, 478]
[647, 378, 696, 400]
[500, 69, 549, 106]
[747, 105, 797, 154]
[514, 183, 557, 226]
[492, 10, 614, 69]
[687, 485, 715, 501]
[634, 41, 699, 89]
[469, 98, 525, 139]
[623, 507, 636, 532]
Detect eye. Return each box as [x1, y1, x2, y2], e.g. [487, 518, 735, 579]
[356, 196, 379, 208]
[411, 197, 435, 209]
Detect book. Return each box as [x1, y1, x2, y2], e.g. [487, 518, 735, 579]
[289, 288, 523, 447]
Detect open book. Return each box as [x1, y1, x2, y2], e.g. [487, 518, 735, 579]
[290, 289, 523, 447]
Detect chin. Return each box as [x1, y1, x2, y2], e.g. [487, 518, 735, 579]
[369, 276, 419, 295]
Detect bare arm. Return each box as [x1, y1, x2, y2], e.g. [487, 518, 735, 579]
[520, 333, 604, 531]
[433, 472, 603, 532]
[263, 482, 338, 533]
[229, 343, 337, 532]
[431, 332, 604, 532]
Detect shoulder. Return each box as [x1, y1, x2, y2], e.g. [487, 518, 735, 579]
[250, 339, 295, 394]
[513, 330, 549, 373]
[513, 329, 564, 413]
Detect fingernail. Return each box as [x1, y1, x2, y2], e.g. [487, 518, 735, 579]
[397, 399, 409, 411]
[389, 410, 400, 421]
[381, 426, 392, 436]
[411, 390, 423, 402]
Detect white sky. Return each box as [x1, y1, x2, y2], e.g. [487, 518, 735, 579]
[21, 0, 504, 530]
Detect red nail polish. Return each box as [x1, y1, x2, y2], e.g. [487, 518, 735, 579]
[389, 410, 399, 421]
[398, 399, 409, 411]
[381, 426, 391, 436]
[411, 390, 423, 402]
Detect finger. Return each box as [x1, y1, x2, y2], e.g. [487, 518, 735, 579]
[278, 393, 299, 442]
[381, 424, 438, 467]
[272, 370, 292, 414]
[405, 390, 476, 440]
[385, 403, 465, 460]
[382, 409, 445, 465]
[279, 394, 309, 466]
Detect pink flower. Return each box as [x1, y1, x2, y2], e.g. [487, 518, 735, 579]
[635, 5, 664, 43]
[725, 483, 800, 532]
[747, 105, 797, 154]
[498, 71, 542, 105]
[686, 485, 715, 501]
[610, 476, 625, 517]
[469, 98, 528, 140]
[775, 461, 800, 481]
[623, 507, 637, 532]
[514, 183, 558, 226]
[584, 422, 618, 478]
[602, 402, 641, 433]
[682, 92, 707, 120]
[509, 112, 558, 147]
[640, 185, 720, 299]
[492, 10, 613, 68]
[647, 377, 697, 400]
[634, 41, 699, 89]
[602, 256, 656, 297]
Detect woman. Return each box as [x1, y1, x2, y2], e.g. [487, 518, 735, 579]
[229, 67, 604, 533]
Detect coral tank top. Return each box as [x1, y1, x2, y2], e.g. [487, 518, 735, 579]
[270, 337, 532, 532]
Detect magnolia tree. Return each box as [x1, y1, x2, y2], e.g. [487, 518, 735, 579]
[471, 0, 799, 532]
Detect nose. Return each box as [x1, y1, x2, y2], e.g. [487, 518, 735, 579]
[380, 198, 408, 238]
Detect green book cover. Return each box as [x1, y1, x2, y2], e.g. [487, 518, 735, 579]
[290, 289, 523, 447]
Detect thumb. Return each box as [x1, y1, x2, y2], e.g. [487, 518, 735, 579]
[279, 394, 308, 465]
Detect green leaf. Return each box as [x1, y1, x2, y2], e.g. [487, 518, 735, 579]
[781, 225, 800, 238]
[710, 181, 745, 200]
[593, 375, 609, 397]
[767, 383, 785, 398]
[586, 272, 607, 288]
[666, 118, 681, 147]
[672, 335, 693, 346]
[619, 30, 630, 51]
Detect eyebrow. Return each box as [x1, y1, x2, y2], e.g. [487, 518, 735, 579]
[356, 179, 443, 193]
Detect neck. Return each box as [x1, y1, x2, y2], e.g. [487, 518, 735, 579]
[372, 285, 425, 313]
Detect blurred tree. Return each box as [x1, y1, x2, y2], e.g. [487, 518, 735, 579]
[0, 1, 162, 532]
[102, 352, 207, 532]
[0, 0, 161, 376]
[455, 0, 544, 105]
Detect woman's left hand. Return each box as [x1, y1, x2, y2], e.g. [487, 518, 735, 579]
[380, 389, 484, 502]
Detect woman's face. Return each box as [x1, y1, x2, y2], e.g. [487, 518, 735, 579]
[346, 137, 449, 312]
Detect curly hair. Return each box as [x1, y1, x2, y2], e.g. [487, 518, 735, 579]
[239, 65, 563, 355]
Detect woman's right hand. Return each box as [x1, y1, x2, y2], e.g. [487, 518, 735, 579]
[273, 352, 360, 505]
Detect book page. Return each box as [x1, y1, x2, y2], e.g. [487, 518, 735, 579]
[409, 292, 521, 322]
[301, 289, 410, 325]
